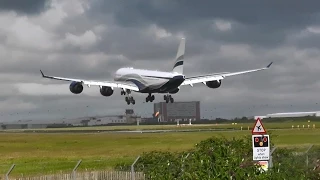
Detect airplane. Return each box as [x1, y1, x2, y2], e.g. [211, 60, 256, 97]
[256, 125, 261, 131]
[40, 38, 273, 105]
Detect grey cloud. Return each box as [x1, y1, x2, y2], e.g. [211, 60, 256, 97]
[89, 0, 320, 47]
[0, 53, 127, 81]
[0, 0, 51, 14]
[95, 0, 320, 28]
[2, 0, 320, 123]
[286, 31, 320, 49]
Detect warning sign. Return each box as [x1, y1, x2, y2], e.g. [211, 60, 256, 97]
[252, 135, 270, 161]
[252, 118, 267, 135]
[253, 136, 269, 147]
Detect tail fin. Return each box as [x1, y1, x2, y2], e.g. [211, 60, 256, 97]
[172, 38, 185, 74]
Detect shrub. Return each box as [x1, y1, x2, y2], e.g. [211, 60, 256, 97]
[115, 135, 320, 179]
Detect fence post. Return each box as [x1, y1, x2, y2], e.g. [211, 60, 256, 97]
[5, 164, 15, 180]
[71, 159, 82, 180]
[269, 147, 277, 169]
[131, 156, 140, 180]
[181, 153, 190, 173]
[306, 144, 313, 167]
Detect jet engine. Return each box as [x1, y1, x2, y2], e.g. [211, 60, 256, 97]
[206, 80, 222, 89]
[100, 86, 114, 96]
[69, 81, 83, 94]
[169, 87, 180, 94]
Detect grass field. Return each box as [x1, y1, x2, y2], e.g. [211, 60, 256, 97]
[1, 123, 320, 177]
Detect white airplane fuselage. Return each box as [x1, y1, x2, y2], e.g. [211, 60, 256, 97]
[114, 67, 185, 93]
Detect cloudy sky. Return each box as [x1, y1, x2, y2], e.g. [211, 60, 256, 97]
[1, 0, 320, 122]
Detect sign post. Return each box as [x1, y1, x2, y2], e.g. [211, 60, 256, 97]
[251, 118, 270, 171]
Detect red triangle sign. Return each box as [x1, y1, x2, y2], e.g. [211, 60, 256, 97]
[251, 118, 267, 135]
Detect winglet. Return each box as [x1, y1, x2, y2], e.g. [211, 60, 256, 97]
[266, 62, 273, 68]
[40, 70, 45, 77]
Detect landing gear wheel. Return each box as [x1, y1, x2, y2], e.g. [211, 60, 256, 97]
[129, 97, 135, 105]
[125, 96, 135, 105]
[164, 95, 174, 103]
[121, 90, 127, 95]
[146, 94, 155, 103]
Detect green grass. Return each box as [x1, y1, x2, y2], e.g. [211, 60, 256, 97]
[0, 126, 320, 177]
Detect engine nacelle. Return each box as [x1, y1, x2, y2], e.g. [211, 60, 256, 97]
[206, 80, 222, 89]
[169, 88, 180, 94]
[69, 81, 83, 94]
[100, 86, 114, 96]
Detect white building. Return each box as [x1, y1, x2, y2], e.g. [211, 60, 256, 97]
[86, 115, 127, 126]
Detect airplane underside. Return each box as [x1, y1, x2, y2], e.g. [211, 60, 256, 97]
[120, 75, 184, 105]
[120, 87, 177, 105]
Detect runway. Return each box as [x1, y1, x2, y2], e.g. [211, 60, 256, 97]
[0, 128, 289, 134]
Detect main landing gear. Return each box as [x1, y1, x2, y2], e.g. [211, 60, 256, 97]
[146, 93, 174, 103]
[146, 93, 155, 102]
[125, 96, 135, 105]
[121, 89, 135, 105]
[164, 94, 174, 103]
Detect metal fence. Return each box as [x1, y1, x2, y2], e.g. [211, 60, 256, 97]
[1, 157, 144, 180]
[2, 171, 145, 180]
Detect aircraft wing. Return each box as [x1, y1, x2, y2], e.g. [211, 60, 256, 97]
[181, 62, 273, 86]
[39, 70, 140, 91]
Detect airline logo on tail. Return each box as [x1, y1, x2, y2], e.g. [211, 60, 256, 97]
[172, 38, 185, 74]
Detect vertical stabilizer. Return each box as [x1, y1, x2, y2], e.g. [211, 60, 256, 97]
[172, 38, 185, 74]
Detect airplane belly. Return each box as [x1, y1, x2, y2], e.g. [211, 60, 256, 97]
[145, 79, 167, 89]
[158, 75, 185, 93]
[114, 71, 184, 93]
[138, 78, 169, 93]
[141, 76, 185, 93]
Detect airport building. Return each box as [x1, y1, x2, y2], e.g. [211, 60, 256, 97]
[154, 101, 200, 122]
[0, 121, 65, 130]
[254, 111, 320, 120]
[0, 109, 141, 130]
[79, 109, 141, 126]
